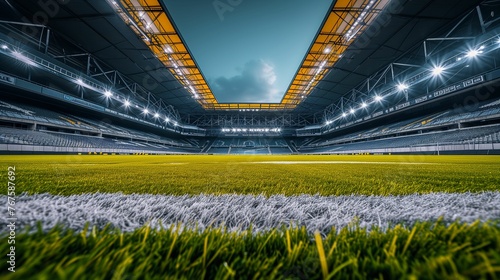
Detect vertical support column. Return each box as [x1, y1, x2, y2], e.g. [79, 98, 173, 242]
[423, 41, 428, 63]
[44, 29, 50, 54]
[38, 28, 44, 51]
[476, 6, 486, 34]
[86, 54, 91, 76]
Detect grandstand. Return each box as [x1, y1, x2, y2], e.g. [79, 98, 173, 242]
[0, 0, 500, 278]
[0, 0, 499, 156]
[0, 0, 498, 157]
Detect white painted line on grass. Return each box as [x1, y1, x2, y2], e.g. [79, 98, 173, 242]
[247, 161, 435, 165]
[1, 192, 498, 234]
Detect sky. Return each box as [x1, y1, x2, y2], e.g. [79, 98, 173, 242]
[163, 0, 333, 103]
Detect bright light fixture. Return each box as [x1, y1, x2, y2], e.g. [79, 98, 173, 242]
[165, 117, 170, 123]
[12, 51, 37, 67]
[143, 108, 149, 114]
[324, 47, 331, 54]
[342, 113, 347, 117]
[1, 45, 8, 50]
[375, 95, 383, 102]
[350, 109, 356, 114]
[124, 100, 131, 107]
[466, 49, 479, 58]
[104, 90, 112, 97]
[361, 102, 367, 108]
[432, 66, 445, 76]
[397, 83, 409, 91]
[154, 113, 159, 118]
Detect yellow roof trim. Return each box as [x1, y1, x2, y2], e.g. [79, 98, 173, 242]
[115, 0, 390, 110]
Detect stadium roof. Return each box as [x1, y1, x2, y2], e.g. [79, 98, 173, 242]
[0, 0, 484, 115]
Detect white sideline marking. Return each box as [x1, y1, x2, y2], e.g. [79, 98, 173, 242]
[248, 161, 434, 165]
[2, 192, 499, 234]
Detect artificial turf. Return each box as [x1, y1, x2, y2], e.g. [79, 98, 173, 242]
[0, 221, 499, 279]
[1, 154, 499, 196]
[0, 154, 499, 279]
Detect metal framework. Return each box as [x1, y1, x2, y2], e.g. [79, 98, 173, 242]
[186, 113, 316, 128]
[308, 4, 500, 135]
[111, 0, 390, 110]
[0, 21, 188, 130]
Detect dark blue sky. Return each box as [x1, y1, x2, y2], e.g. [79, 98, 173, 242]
[163, 0, 333, 103]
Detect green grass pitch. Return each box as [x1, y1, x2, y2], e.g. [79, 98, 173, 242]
[3, 154, 500, 196]
[0, 154, 499, 279]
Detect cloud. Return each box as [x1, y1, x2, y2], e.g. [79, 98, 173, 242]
[211, 60, 282, 103]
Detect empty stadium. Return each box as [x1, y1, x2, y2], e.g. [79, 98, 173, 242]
[0, 0, 499, 279]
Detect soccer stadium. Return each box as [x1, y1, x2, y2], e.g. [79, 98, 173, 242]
[0, 0, 500, 278]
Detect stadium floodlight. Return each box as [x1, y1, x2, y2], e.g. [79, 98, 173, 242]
[397, 83, 409, 91]
[324, 47, 331, 54]
[466, 49, 481, 58]
[143, 108, 149, 115]
[342, 112, 347, 117]
[361, 102, 367, 108]
[76, 78, 84, 85]
[154, 113, 159, 118]
[375, 95, 383, 102]
[1, 45, 8, 50]
[12, 51, 37, 67]
[431, 66, 445, 76]
[104, 90, 112, 97]
[350, 108, 356, 114]
[123, 100, 131, 107]
[164, 45, 173, 53]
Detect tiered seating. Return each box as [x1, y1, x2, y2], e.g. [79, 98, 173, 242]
[0, 100, 97, 131]
[270, 147, 291, 154]
[206, 147, 230, 154]
[301, 125, 500, 153]
[205, 136, 291, 154]
[0, 127, 201, 153]
[229, 147, 270, 155]
[0, 99, 200, 151]
[306, 98, 500, 150]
